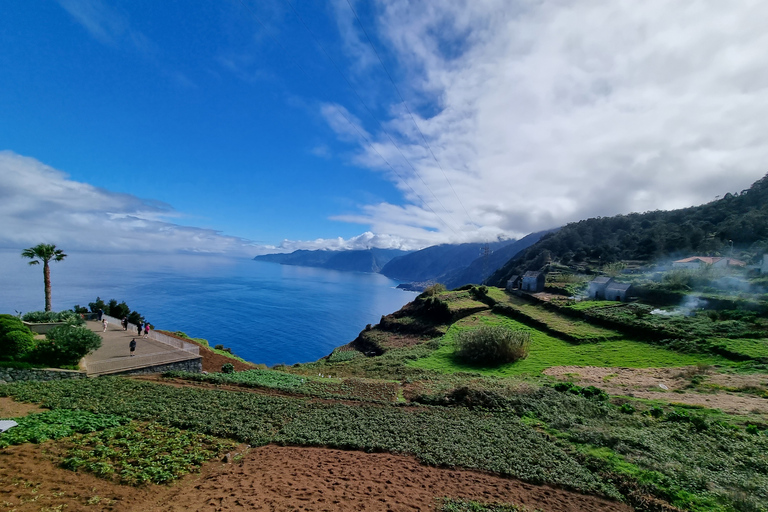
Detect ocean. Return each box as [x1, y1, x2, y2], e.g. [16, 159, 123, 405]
[0, 250, 418, 367]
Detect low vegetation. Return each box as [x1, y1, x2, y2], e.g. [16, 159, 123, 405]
[21, 310, 84, 325]
[61, 422, 235, 485]
[0, 314, 101, 367]
[3, 276, 768, 511]
[454, 326, 530, 365]
[3, 376, 767, 510]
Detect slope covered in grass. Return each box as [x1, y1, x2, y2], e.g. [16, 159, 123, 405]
[409, 312, 732, 377]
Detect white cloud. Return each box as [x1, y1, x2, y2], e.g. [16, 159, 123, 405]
[56, 0, 156, 54]
[264, 231, 421, 253]
[0, 152, 258, 255]
[321, 0, 768, 243]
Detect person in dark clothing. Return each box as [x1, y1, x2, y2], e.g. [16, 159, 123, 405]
[122, 317, 128, 331]
[137, 322, 143, 336]
[97, 308, 104, 321]
[129, 338, 137, 356]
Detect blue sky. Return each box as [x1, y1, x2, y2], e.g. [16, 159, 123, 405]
[2, 1, 768, 255]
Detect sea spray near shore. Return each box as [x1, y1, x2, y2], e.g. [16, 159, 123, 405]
[0, 251, 417, 367]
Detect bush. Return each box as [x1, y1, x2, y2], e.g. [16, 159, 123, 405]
[32, 325, 101, 366]
[0, 315, 36, 361]
[221, 363, 235, 374]
[619, 403, 636, 414]
[2, 331, 36, 360]
[552, 382, 608, 402]
[419, 283, 446, 298]
[0, 314, 26, 335]
[454, 326, 530, 365]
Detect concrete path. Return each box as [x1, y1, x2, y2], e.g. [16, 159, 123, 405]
[82, 320, 198, 376]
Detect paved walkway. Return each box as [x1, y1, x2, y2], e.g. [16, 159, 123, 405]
[82, 320, 199, 376]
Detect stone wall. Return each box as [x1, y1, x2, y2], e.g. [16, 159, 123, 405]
[112, 357, 203, 376]
[0, 367, 87, 385]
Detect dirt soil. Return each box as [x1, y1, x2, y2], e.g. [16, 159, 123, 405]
[0, 396, 46, 418]
[0, 442, 632, 512]
[544, 366, 768, 416]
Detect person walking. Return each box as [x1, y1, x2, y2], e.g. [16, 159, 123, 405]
[137, 322, 143, 336]
[122, 316, 128, 331]
[102, 318, 108, 332]
[97, 308, 104, 321]
[143, 322, 150, 339]
[129, 338, 137, 357]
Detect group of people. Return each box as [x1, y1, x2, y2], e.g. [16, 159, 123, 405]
[130, 322, 150, 356]
[95, 308, 150, 357]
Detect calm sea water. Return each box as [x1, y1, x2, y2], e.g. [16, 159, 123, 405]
[0, 250, 417, 366]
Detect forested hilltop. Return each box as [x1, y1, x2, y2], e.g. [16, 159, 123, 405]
[488, 173, 768, 286]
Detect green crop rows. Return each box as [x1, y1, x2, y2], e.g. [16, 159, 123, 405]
[0, 377, 613, 497]
[164, 368, 399, 402]
[0, 409, 128, 447]
[61, 422, 235, 485]
[3, 377, 768, 510]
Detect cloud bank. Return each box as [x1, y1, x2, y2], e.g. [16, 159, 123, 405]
[0, 151, 258, 255]
[322, 0, 768, 242]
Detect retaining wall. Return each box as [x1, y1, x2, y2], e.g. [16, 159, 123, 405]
[0, 367, 87, 385]
[109, 358, 203, 376]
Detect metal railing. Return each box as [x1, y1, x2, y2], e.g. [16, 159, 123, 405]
[101, 314, 199, 355]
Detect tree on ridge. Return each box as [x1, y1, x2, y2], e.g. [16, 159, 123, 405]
[21, 243, 67, 312]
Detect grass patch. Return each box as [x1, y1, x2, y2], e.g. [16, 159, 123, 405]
[439, 498, 537, 511]
[710, 337, 768, 360]
[410, 312, 732, 376]
[489, 291, 622, 343]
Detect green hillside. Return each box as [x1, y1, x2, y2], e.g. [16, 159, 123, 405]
[4, 286, 768, 511]
[488, 173, 768, 286]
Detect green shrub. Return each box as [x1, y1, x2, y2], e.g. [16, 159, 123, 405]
[32, 325, 101, 366]
[419, 283, 447, 298]
[2, 331, 36, 360]
[0, 314, 26, 335]
[0, 315, 36, 361]
[221, 363, 235, 374]
[455, 326, 530, 365]
[619, 403, 636, 414]
[552, 382, 608, 402]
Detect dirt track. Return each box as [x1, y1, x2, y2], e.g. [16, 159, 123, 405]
[543, 366, 768, 416]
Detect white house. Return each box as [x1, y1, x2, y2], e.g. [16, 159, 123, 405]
[521, 271, 545, 292]
[587, 276, 614, 299]
[604, 282, 632, 301]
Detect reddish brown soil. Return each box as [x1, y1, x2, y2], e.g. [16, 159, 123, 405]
[157, 330, 259, 373]
[0, 442, 632, 512]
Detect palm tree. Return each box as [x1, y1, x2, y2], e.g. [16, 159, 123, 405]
[21, 244, 67, 312]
